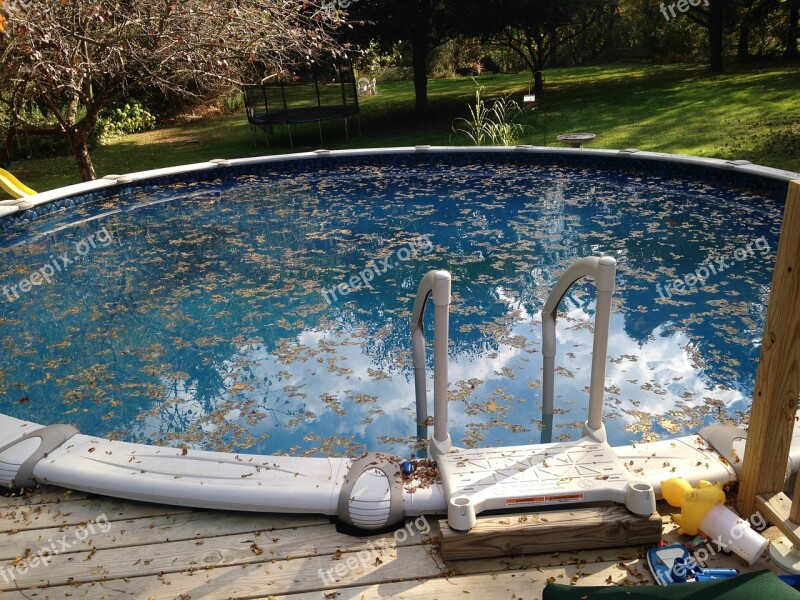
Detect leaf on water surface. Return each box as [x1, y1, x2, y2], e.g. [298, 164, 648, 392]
[484, 400, 501, 413]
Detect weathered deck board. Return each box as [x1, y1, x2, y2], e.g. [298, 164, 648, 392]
[0, 486, 88, 508]
[446, 539, 776, 579]
[0, 511, 331, 561]
[1, 520, 436, 592]
[270, 560, 651, 600]
[0, 497, 193, 533]
[2, 542, 442, 599]
[0, 489, 786, 600]
[0, 497, 437, 596]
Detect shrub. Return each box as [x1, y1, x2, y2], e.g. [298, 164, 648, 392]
[2, 101, 71, 160]
[96, 99, 156, 143]
[451, 83, 526, 146]
[221, 91, 244, 113]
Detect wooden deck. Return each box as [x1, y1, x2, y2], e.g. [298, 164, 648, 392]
[0, 486, 788, 599]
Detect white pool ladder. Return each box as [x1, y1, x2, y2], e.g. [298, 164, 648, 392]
[541, 255, 616, 444]
[411, 257, 656, 531]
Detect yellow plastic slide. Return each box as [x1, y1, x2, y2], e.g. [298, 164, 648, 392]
[0, 168, 36, 199]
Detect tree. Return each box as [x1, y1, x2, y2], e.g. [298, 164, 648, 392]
[734, 0, 780, 57]
[455, 0, 607, 94]
[342, 0, 450, 113]
[709, 0, 725, 71]
[787, 0, 800, 57]
[410, 0, 436, 113]
[0, 0, 342, 181]
[683, 0, 733, 72]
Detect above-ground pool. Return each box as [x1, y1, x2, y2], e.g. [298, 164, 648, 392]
[0, 148, 795, 460]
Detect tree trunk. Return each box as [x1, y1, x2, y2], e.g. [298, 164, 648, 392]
[603, 1, 619, 58]
[533, 42, 546, 94]
[69, 118, 99, 181]
[71, 133, 96, 181]
[709, 0, 724, 72]
[451, 39, 461, 74]
[0, 126, 13, 167]
[412, 37, 429, 114]
[533, 70, 544, 94]
[67, 92, 80, 124]
[547, 23, 558, 66]
[68, 107, 103, 181]
[787, 0, 800, 58]
[410, 0, 433, 114]
[737, 23, 749, 57]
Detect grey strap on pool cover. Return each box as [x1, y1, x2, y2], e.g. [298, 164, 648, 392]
[337, 452, 404, 530]
[0, 424, 79, 489]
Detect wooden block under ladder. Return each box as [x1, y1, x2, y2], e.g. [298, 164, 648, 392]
[438, 505, 662, 562]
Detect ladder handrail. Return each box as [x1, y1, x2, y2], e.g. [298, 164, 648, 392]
[541, 256, 617, 443]
[410, 270, 452, 457]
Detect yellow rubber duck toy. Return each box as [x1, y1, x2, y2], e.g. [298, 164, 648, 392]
[662, 476, 768, 566]
[661, 477, 725, 536]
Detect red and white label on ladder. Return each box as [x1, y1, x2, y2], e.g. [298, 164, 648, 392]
[505, 493, 586, 507]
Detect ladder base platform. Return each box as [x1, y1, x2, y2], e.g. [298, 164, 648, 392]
[438, 505, 663, 561]
[437, 437, 656, 531]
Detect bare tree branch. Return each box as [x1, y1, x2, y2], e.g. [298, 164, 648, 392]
[0, 0, 345, 180]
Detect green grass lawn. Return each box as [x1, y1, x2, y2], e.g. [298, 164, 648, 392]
[7, 62, 800, 194]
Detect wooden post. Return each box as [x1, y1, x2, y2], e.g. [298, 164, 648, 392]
[737, 180, 800, 518]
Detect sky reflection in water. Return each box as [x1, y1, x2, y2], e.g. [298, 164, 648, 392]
[0, 161, 782, 457]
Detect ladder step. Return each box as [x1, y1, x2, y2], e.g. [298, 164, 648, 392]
[436, 438, 655, 530]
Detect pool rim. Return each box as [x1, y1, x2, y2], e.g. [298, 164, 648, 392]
[1, 146, 797, 221]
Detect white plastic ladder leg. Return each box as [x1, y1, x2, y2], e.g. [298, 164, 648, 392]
[410, 270, 452, 458]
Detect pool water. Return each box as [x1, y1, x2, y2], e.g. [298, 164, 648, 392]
[0, 159, 782, 457]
